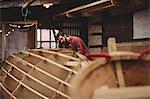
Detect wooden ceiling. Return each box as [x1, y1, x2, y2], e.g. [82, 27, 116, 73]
[0, 0, 54, 8]
[0, 0, 149, 22]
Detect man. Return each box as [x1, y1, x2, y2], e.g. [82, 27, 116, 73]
[56, 32, 90, 55]
[56, 32, 112, 61]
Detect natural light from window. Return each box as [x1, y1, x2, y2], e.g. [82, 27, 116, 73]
[37, 29, 59, 49]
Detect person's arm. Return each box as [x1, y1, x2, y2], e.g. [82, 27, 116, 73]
[77, 39, 86, 54]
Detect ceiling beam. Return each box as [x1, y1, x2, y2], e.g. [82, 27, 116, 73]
[22, 0, 36, 9]
[58, 0, 115, 16]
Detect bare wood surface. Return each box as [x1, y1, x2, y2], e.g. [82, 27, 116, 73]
[22, 51, 78, 74]
[107, 37, 125, 87]
[0, 82, 17, 99]
[93, 86, 150, 99]
[110, 51, 140, 60]
[65, 61, 80, 67]
[76, 52, 90, 68]
[10, 54, 71, 87]
[1, 67, 48, 99]
[2, 66, 13, 84]
[30, 49, 81, 62]
[71, 58, 116, 99]
[11, 60, 34, 95]
[5, 60, 71, 99]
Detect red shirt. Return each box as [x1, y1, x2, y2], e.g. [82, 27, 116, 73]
[68, 36, 90, 55]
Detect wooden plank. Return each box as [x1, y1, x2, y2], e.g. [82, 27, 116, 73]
[65, 61, 80, 67]
[0, 83, 17, 99]
[2, 66, 13, 84]
[93, 86, 150, 99]
[76, 53, 91, 68]
[30, 49, 81, 62]
[22, 51, 78, 74]
[12, 62, 34, 95]
[1, 67, 48, 99]
[71, 58, 117, 99]
[107, 38, 117, 53]
[107, 37, 125, 87]
[59, 0, 111, 15]
[5, 60, 71, 99]
[10, 54, 71, 87]
[51, 64, 77, 99]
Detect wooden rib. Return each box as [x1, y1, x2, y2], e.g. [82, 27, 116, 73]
[51, 62, 78, 99]
[22, 51, 78, 74]
[12, 62, 34, 95]
[5, 60, 71, 99]
[65, 61, 80, 67]
[2, 66, 13, 84]
[76, 53, 90, 65]
[30, 49, 81, 62]
[10, 54, 72, 87]
[1, 67, 49, 99]
[76, 52, 88, 60]
[0, 83, 17, 99]
[51, 71, 73, 99]
[2, 54, 27, 84]
[107, 37, 125, 87]
[93, 86, 150, 99]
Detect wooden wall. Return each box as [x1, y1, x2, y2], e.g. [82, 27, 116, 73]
[87, 17, 102, 53]
[0, 32, 2, 61]
[0, 23, 36, 59]
[102, 12, 133, 47]
[52, 17, 88, 46]
[102, 8, 150, 47]
[88, 24, 102, 52]
[102, 40, 150, 53]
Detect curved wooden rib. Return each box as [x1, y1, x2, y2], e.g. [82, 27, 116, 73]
[0, 82, 17, 99]
[2, 66, 13, 84]
[75, 52, 91, 67]
[22, 51, 78, 74]
[5, 60, 71, 99]
[11, 62, 35, 95]
[71, 51, 150, 99]
[10, 54, 72, 87]
[30, 49, 81, 62]
[1, 68, 48, 99]
[51, 62, 78, 98]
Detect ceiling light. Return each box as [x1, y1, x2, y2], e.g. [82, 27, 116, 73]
[12, 29, 15, 32]
[43, 3, 53, 8]
[6, 34, 9, 37]
[18, 25, 21, 28]
[8, 31, 11, 34]
[0, 30, 2, 32]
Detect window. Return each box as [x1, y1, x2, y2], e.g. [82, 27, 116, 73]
[133, 9, 150, 39]
[37, 29, 59, 49]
